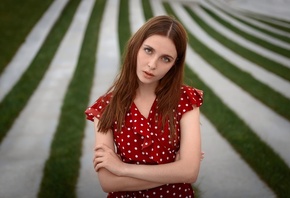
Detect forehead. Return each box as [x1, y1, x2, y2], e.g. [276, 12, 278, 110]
[142, 35, 177, 57]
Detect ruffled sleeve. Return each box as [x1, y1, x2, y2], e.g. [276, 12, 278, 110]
[177, 85, 203, 117]
[84, 93, 112, 122]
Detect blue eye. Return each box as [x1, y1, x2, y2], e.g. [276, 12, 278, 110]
[162, 56, 171, 63]
[144, 47, 152, 54]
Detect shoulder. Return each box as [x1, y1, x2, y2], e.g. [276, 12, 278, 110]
[176, 85, 203, 117]
[84, 92, 113, 121]
[180, 85, 203, 107]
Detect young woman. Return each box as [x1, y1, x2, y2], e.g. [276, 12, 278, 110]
[85, 15, 203, 197]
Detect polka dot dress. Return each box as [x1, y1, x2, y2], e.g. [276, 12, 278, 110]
[85, 85, 203, 198]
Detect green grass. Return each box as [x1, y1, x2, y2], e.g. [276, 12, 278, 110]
[142, 0, 154, 22]
[118, 0, 131, 55]
[0, 0, 53, 74]
[185, 65, 290, 198]
[1, 0, 290, 197]
[37, 0, 106, 197]
[0, 0, 81, 143]
[184, 5, 290, 83]
[182, 6, 290, 122]
[247, 16, 290, 34]
[200, 5, 290, 58]
[164, 2, 290, 197]
[205, 0, 290, 44]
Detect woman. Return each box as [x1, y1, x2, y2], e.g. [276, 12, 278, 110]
[85, 15, 203, 197]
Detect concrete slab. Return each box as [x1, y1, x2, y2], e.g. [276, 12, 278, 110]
[0, 0, 69, 102]
[76, 0, 120, 197]
[0, 1, 95, 197]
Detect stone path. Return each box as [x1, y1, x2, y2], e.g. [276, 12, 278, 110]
[0, 0, 289, 197]
[172, 1, 290, 167]
[0, 0, 69, 102]
[0, 0, 95, 197]
[200, 1, 290, 50]
[219, 0, 290, 21]
[197, 2, 290, 68]
[211, 0, 290, 38]
[77, 0, 120, 197]
[189, 1, 290, 99]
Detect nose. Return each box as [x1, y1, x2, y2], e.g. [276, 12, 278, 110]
[148, 57, 157, 70]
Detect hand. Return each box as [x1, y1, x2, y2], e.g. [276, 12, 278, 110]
[93, 144, 125, 176]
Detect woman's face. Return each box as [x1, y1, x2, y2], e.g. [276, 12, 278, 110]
[136, 35, 177, 87]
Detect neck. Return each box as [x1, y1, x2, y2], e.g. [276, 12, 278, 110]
[136, 82, 157, 98]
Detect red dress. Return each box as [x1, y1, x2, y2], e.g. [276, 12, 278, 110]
[85, 85, 203, 198]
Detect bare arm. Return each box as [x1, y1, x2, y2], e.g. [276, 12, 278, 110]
[93, 119, 164, 192]
[95, 107, 202, 184]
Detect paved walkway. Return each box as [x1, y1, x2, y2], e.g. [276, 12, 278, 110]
[0, 0, 69, 102]
[219, 0, 290, 21]
[77, 0, 120, 197]
[0, 0, 289, 197]
[189, 1, 290, 99]
[172, 1, 290, 167]
[212, 0, 290, 38]
[0, 0, 95, 197]
[197, 2, 290, 68]
[200, 1, 290, 50]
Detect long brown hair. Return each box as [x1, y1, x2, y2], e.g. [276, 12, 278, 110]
[98, 15, 188, 138]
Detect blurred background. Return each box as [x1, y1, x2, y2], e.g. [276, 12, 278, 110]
[0, 0, 290, 197]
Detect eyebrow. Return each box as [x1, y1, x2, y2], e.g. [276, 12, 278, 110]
[143, 44, 175, 60]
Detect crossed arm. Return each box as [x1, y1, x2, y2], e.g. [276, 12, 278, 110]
[93, 107, 202, 192]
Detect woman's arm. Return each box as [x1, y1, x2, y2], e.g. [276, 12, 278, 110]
[95, 107, 202, 184]
[93, 119, 164, 192]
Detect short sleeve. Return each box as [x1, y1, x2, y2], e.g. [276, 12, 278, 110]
[177, 85, 203, 117]
[84, 93, 112, 122]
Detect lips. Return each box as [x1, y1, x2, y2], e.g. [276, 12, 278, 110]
[144, 71, 154, 77]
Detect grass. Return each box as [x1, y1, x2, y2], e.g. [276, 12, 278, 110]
[142, 0, 154, 22]
[164, 2, 290, 197]
[200, 5, 290, 58]
[206, 0, 290, 44]
[0, 0, 53, 74]
[118, 0, 131, 55]
[184, 6, 290, 83]
[37, 0, 106, 197]
[0, 0, 82, 143]
[1, 0, 290, 197]
[182, 6, 290, 122]
[246, 15, 290, 34]
[184, 66, 290, 198]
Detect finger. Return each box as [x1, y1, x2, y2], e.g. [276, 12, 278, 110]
[93, 156, 104, 170]
[94, 162, 101, 172]
[95, 164, 102, 172]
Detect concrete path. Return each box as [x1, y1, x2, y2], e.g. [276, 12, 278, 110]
[171, 2, 290, 167]
[198, 115, 275, 198]
[0, 1, 95, 197]
[129, 0, 145, 34]
[76, 0, 120, 197]
[210, 0, 290, 38]
[0, 0, 69, 102]
[195, 2, 290, 68]
[218, 0, 290, 21]
[0, 0, 289, 198]
[200, 1, 290, 50]
[137, 0, 278, 197]
[187, 3, 290, 99]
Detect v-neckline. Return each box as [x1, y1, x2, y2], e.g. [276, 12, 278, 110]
[132, 99, 157, 120]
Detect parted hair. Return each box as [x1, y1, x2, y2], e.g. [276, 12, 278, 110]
[98, 15, 188, 138]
